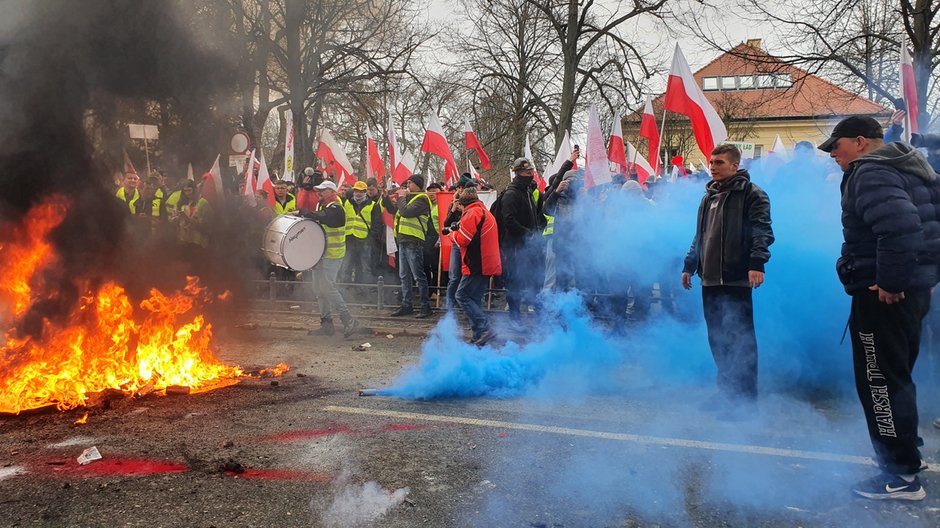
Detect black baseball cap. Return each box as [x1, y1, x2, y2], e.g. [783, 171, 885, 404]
[818, 116, 883, 152]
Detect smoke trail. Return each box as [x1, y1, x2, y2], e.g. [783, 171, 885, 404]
[317, 470, 409, 528]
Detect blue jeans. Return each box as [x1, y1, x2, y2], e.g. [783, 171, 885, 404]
[398, 241, 429, 309]
[456, 274, 490, 339]
[446, 244, 462, 310]
[313, 257, 349, 321]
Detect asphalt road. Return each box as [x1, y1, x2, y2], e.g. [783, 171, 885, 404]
[2, 312, 939, 528]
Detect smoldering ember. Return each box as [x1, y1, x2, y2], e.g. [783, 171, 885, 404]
[1, 0, 940, 526]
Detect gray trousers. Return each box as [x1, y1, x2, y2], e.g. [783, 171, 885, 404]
[313, 257, 349, 321]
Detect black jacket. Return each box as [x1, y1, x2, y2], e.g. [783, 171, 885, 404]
[838, 142, 940, 294]
[498, 178, 541, 247]
[683, 170, 774, 286]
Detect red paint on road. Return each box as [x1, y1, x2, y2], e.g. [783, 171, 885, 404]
[260, 425, 353, 443]
[43, 457, 188, 477]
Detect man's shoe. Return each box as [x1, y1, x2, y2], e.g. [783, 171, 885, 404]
[853, 473, 925, 501]
[307, 319, 335, 336]
[474, 329, 496, 346]
[415, 306, 433, 319]
[389, 306, 413, 317]
[342, 318, 359, 338]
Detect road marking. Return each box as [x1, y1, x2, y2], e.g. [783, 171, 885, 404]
[323, 405, 940, 473]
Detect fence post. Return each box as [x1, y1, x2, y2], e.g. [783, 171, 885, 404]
[376, 275, 385, 310]
[268, 271, 277, 302]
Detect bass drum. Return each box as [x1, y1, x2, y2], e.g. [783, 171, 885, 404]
[261, 215, 326, 271]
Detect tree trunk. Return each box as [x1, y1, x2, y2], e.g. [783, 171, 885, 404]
[555, 0, 579, 150]
[285, 0, 305, 168]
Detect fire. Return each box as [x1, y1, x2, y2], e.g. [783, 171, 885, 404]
[0, 198, 246, 415]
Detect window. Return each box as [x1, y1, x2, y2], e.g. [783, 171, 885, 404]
[737, 75, 755, 89]
[756, 75, 776, 88]
[754, 145, 763, 159]
[720, 76, 738, 90]
[773, 74, 792, 88]
[702, 77, 718, 91]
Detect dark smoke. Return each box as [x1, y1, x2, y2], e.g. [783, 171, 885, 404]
[0, 0, 237, 331]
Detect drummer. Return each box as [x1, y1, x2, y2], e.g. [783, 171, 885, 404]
[298, 180, 359, 338]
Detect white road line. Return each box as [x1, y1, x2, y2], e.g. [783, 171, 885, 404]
[323, 405, 940, 473]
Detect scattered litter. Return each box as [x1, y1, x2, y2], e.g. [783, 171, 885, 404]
[235, 322, 258, 329]
[289, 305, 301, 311]
[296, 373, 307, 378]
[77, 446, 102, 465]
[165, 385, 191, 396]
[48, 436, 97, 449]
[403, 498, 416, 507]
[386, 334, 394, 339]
[358, 389, 380, 396]
[0, 466, 25, 481]
[351, 342, 372, 351]
[467, 443, 476, 450]
[135, 383, 154, 398]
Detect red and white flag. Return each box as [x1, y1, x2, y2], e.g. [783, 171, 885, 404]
[201, 154, 224, 206]
[283, 110, 295, 182]
[523, 135, 546, 192]
[664, 44, 727, 157]
[317, 128, 356, 186]
[900, 35, 920, 139]
[584, 104, 611, 189]
[387, 116, 412, 185]
[625, 141, 655, 186]
[365, 128, 386, 183]
[768, 134, 788, 158]
[547, 130, 575, 178]
[421, 113, 459, 185]
[464, 118, 491, 170]
[639, 97, 660, 173]
[467, 158, 482, 182]
[123, 151, 138, 176]
[607, 112, 627, 174]
[256, 152, 275, 207]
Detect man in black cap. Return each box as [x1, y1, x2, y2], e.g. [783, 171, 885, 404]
[388, 174, 434, 318]
[497, 157, 543, 322]
[821, 115, 940, 500]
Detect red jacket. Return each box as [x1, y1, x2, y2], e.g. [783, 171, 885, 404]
[451, 200, 501, 276]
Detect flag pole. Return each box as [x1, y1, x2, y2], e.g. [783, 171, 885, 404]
[657, 108, 668, 177]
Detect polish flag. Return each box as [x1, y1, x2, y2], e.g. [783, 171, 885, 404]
[768, 134, 788, 158]
[468, 159, 482, 182]
[201, 154, 224, 206]
[365, 128, 386, 183]
[523, 135, 545, 192]
[900, 35, 919, 139]
[639, 97, 660, 173]
[625, 142, 655, 186]
[256, 152, 275, 207]
[584, 104, 611, 189]
[317, 128, 356, 186]
[421, 113, 459, 184]
[664, 44, 727, 157]
[242, 149, 257, 205]
[547, 130, 575, 178]
[388, 116, 412, 185]
[607, 112, 627, 174]
[123, 151, 138, 176]
[464, 118, 491, 170]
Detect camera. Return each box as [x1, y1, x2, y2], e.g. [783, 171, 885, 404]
[299, 168, 323, 191]
[441, 221, 460, 235]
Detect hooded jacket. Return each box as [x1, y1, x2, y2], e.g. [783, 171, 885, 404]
[838, 142, 940, 294]
[451, 200, 501, 276]
[498, 177, 541, 247]
[683, 169, 774, 287]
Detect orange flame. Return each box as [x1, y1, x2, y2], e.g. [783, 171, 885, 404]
[0, 198, 245, 414]
[74, 412, 89, 425]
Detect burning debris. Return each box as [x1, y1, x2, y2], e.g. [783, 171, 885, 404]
[0, 198, 271, 415]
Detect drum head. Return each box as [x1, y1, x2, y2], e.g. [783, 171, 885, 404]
[262, 217, 326, 271]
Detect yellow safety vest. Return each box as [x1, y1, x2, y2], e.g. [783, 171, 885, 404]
[116, 188, 140, 215]
[150, 188, 164, 217]
[429, 204, 439, 236]
[543, 214, 554, 236]
[274, 194, 297, 216]
[178, 198, 210, 248]
[344, 200, 374, 239]
[394, 194, 431, 242]
[320, 201, 346, 259]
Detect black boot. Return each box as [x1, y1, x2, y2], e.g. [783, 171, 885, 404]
[308, 318, 335, 336]
[415, 306, 434, 319]
[390, 306, 413, 317]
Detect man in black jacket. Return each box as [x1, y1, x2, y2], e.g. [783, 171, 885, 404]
[498, 157, 543, 321]
[820, 115, 940, 501]
[682, 144, 774, 406]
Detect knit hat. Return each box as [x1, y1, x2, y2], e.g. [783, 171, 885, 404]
[406, 174, 425, 190]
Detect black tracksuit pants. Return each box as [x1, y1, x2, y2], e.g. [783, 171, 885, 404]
[849, 287, 930, 475]
[702, 286, 758, 400]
